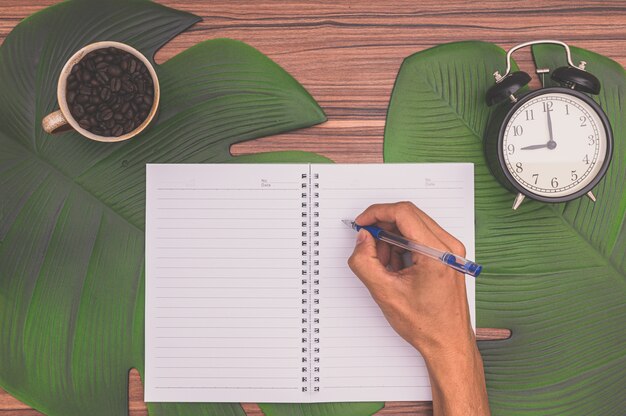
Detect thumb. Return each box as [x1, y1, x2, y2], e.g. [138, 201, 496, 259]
[348, 229, 392, 290]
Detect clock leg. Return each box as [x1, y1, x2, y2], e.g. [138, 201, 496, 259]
[587, 191, 597, 202]
[512, 193, 525, 210]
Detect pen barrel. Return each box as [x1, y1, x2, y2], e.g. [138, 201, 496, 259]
[441, 252, 482, 277]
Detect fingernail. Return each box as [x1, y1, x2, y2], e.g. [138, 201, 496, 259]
[356, 229, 367, 245]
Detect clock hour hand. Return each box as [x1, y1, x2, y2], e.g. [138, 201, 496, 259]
[521, 143, 549, 150]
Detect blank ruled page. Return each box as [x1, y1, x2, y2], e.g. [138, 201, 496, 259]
[145, 164, 306, 403]
[312, 163, 475, 402]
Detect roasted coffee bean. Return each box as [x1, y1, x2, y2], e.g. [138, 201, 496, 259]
[124, 119, 134, 133]
[92, 127, 104, 135]
[71, 64, 80, 74]
[100, 107, 113, 121]
[86, 105, 97, 114]
[67, 90, 77, 104]
[67, 80, 79, 90]
[96, 71, 109, 84]
[139, 110, 148, 120]
[143, 95, 153, 106]
[73, 104, 85, 118]
[110, 78, 121, 92]
[107, 65, 122, 77]
[133, 95, 143, 105]
[100, 87, 111, 102]
[125, 109, 134, 119]
[123, 82, 135, 93]
[105, 118, 115, 129]
[79, 86, 92, 96]
[89, 95, 101, 105]
[121, 102, 130, 113]
[128, 59, 137, 74]
[112, 125, 124, 136]
[76, 94, 89, 104]
[78, 119, 91, 130]
[85, 60, 96, 72]
[130, 102, 138, 113]
[114, 113, 124, 121]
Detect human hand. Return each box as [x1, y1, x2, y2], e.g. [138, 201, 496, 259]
[347, 201, 473, 357]
[347, 202, 489, 416]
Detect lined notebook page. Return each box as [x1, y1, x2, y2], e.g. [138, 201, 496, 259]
[313, 163, 475, 402]
[145, 164, 306, 402]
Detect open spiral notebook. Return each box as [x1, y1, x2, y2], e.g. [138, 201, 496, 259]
[145, 163, 475, 403]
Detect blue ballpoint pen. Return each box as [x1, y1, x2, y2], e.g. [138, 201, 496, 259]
[342, 220, 482, 277]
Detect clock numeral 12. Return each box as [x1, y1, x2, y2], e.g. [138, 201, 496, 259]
[542, 101, 553, 112]
[565, 104, 570, 115]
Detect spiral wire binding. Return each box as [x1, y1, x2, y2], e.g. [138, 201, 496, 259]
[300, 172, 310, 393]
[312, 172, 321, 393]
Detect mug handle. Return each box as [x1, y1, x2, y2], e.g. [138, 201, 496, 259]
[42, 110, 69, 134]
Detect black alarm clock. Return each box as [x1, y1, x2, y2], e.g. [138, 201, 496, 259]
[484, 40, 613, 210]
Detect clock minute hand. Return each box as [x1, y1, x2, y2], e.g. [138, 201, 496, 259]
[546, 107, 556, 146]
[521, 143, 549, 150]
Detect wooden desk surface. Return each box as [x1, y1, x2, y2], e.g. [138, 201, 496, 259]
[0, 0, 624, 415]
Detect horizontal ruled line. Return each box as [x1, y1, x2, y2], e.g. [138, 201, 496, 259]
[156, 345, 297, 350]
[156, 316, 296, 319]
[323, 385, 426, 389]
[156, 257, 296, 260]
[156, 266, 302, 270]
[156, 356, 298, 359]
[155, 277, 297, 280]
[157, 188, 298, 191]
[154, 387, 299, 390]
[155, 286, 299, 289]
[156, 336, 293, 339]
[157, 227, 300, 230]
[157, 208, 299, 210]
[156, 306, 294, 309]
[325, 365, 425, 369]
[157, 197, 297, 201]
[156, 366, 294, 369]
[156, 326, 299, 329]
[156, 376, 296, 379]
[156, 237, 300, 240]
[156, 296, 295, 299]
[322, 187, 462, 190]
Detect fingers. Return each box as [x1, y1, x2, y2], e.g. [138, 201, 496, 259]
[347, 229, 395, 291]
[355, 202, 465, 255]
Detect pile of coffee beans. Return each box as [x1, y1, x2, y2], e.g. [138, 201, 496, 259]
[66, 46, 155, 137]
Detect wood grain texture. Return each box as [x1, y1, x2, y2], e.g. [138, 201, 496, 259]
[0, 0, 624, 415]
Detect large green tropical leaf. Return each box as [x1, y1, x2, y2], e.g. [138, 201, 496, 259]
[384, 41, 626, 414]
[0, 1, 334, 415]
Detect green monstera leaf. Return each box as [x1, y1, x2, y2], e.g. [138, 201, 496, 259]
[0, 0, 339, 415]
[384, 41, 626, 414]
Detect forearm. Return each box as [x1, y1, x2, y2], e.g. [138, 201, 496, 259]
[422, 339, 490, 416]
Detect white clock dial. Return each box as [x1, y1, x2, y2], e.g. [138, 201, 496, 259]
[502, 92, 608, 197]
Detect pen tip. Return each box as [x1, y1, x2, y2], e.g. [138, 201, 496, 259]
[341, 219, 354, 228]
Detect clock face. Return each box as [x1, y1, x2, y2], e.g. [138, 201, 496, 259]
[502, 92, 608, 198]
